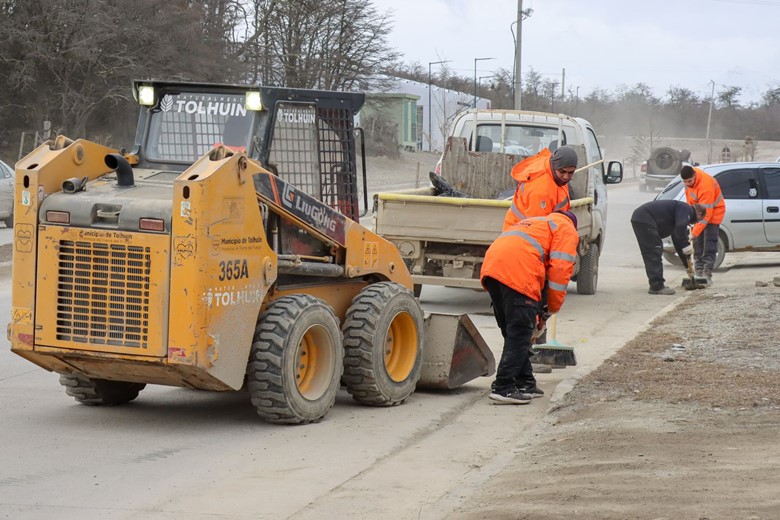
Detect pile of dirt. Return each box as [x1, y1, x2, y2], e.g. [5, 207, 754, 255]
[451, 284, 780, 519]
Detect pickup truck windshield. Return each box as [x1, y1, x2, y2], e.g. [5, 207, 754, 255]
[145, 92, 254, 163]
[475, 124, 565, 155]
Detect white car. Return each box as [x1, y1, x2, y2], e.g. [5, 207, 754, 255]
[657, 162, 780, 269]
[0, 159, 14, 227]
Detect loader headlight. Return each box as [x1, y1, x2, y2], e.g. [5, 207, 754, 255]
[245, 91, 263, 111]
[138, 85, 156, 106]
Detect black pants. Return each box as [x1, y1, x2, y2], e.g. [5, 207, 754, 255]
[693, 224, 719, 274]
[631, 221, 665, 290]
[483, 277, 538, 393]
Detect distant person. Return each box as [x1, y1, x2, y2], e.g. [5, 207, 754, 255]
[631, 200, 706, 295]
[681, 165, 726, 284]
[502, 146, 579, 231]
[480, 211, 578, 404]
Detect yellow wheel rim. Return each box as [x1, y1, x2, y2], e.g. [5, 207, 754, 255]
[384, 311, 419, 382]
[295, 324, 335, 400]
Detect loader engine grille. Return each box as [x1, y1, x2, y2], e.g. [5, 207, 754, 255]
[56, 240, 151, 348]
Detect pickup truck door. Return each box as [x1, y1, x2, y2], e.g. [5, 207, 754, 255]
[759, 166, 780, 243]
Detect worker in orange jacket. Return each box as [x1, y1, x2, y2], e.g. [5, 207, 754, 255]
[680, 165, 725, 284]
[502, 145, 579, 231]
[480, 211, 579, 404]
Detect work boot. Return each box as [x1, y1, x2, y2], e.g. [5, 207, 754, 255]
[518, 385, 545, 398]
[648, 285, 676, 295]
[488, 388, 533, 405]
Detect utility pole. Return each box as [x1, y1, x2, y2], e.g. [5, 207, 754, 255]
[706, 80, 715, 163]
[561, 68, 565, 106]
[473, 57, 495, 108]
[513, 0, 523, 110]
[512, 0, 533, 110]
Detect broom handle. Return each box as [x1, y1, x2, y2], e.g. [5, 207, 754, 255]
[548, 314, 558, 339]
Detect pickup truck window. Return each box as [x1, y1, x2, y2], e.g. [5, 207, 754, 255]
[584, 129, 604, 174]
[472, 124, 565, 155]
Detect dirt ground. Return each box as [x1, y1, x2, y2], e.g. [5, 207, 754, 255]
[449, 282, 780, 520]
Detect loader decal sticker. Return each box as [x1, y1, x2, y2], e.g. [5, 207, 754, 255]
[202, 283, 264, 308]
[363, 242, 379, 268]
[254, 173, 347, 246]
[218, 259, 249, 281]
[15, 224, 33, 253]
[160, 94, 247, 118]
[174, 235, 195, 263]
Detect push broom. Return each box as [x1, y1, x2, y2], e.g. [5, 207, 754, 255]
[530, 314, 576, 368]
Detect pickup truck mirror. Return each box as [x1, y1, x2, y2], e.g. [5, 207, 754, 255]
[604, 161, 623, 184]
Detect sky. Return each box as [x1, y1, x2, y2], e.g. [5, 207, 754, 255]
[371, 0, 780, 104]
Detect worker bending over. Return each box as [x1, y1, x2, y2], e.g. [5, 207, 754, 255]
[631, 200, 706, 295]
[481, 211, 579, 404]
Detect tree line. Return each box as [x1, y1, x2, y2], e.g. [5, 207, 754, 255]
[1, 0, 778, 159]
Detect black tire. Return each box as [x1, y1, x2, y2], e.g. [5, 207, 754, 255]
[246, 294, 344, 425]
[342, 282, 424, 406]
[58, 373, 145, 406]
[3, 214, 12, 228]
[649, 147, 681, 176]
[638, 180, 648, 192]
[413, 284, 422, 298]
[662, 234, 726, 270]
[663, 251, 684, 266]
[576, 243, 599, 295]
[714, 234, 726, 270]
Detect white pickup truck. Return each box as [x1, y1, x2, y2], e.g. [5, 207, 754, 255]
[373, 109, 623, 296]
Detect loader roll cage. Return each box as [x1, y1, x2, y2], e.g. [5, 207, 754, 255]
[131, 80, 368, 221]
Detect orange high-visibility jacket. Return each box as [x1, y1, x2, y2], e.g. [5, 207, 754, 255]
[502, 148, 571, 231]
[684, 167, 725, 237]
[481, 212, 579, 314]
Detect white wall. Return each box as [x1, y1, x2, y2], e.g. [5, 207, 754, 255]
[376, 77, 490, 152]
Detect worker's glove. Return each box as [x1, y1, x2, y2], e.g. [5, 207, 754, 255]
[531, 319, 547, 342]
[682, 245, 694, 256]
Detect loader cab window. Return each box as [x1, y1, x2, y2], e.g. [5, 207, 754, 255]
[145, 92, 255, 164]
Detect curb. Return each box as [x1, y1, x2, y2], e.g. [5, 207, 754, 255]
[547, 294, 691, 407]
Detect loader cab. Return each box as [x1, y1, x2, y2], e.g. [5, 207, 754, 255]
[131, 80, 367, 220]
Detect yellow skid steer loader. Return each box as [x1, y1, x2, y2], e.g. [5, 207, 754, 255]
[8, 81, 494, 424]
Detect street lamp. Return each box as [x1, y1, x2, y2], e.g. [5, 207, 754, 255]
[473, 57, 496, 108]
[428, 59, 451, 152]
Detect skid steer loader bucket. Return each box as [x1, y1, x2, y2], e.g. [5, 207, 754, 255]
[418, 313, 496, 389]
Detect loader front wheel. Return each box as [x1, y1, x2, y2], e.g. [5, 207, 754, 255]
[58, 374, 145, 406]
[246, 295, 343, 425]
[342, 282, 424, 406]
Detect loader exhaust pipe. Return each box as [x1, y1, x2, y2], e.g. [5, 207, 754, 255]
[105, 153, 135, 187]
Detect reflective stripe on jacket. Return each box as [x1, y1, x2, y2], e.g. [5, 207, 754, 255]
[684, 167, 725, 237]
[481, 212, 579, 314]
[502, 148, 571, 231]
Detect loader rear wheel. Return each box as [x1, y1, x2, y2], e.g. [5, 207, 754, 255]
[576, 243, 599, 295]
[58, 374, 145, 406]
[246, 294, 343, 425]
[342, 282, 424, 406]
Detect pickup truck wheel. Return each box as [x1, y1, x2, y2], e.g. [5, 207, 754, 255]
[638, 180, 647, 192]
[342, 282, 424, 406]
[3, 212, 12, 227]
[247, 295, 343, 425]
[576, 243, 599, 295]
[413, 284, 422, 298]
[58, 374, 145, 406]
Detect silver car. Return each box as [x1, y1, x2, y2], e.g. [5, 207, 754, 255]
[0, 159, 14, 227]
[657, 162, 780, 269]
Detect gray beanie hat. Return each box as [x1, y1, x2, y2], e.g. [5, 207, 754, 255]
[551, 146, 578, 170]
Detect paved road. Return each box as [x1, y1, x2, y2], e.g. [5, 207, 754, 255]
[0, 184, 701, 519]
